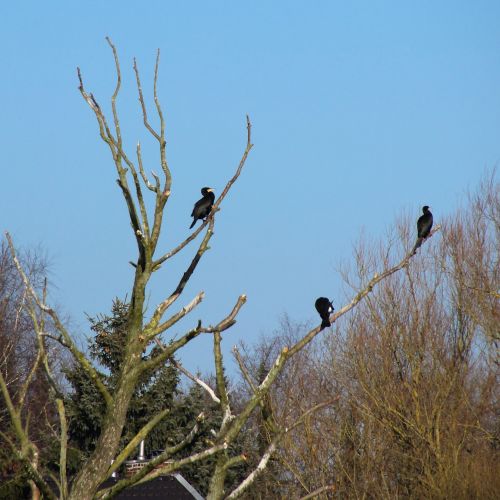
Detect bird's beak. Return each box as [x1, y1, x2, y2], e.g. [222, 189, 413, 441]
[207, 188, 214, 192]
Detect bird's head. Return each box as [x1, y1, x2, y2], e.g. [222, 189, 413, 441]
[422, 205, 430, 212]
[201, 187, 214, 195]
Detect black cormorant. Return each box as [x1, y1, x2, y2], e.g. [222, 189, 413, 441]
[412, 205, 433, 254]
[315, 297, 334, 329]
[190, 187, 215, 229]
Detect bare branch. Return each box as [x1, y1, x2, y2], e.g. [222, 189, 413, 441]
[232, 345, 257, 392]
[105, 37, 122, 147]
[5, 232, 112, 407]
[162, 411, 205, 456]
[148, 291, 205, 338]
[56, 399, 68, 499]
[140, 294, 246, 375]
[99, 438, 227, 499]
[175, 367, 220, 404]
[222, 454, 248, 471]
[153, 115, 253, 267]
[221, 229, 442, 451]
[214, 330, 232, 427]
[136, 141, 158, 192]
[133, 57, 160, 141]
[153, 338, 220, 404]
[107, 408, 171, 477]
[103, 38, 153, 241]
[200, 294, 247, 333]
[147, 220, 215, 329]
[285, 225, 442, 360]
[153, 49, 170, 181]
[16, 345, 42, 410]
[0, 378, 57, 500]
[0, 363, 27, 449]
[299, 485, 336, 500]
[227, 400, 337, 499]
[78, 52, 152, 266]
[227, 441, 278, 500]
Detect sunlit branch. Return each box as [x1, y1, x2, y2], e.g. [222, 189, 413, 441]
[105, 36, 122, 148]
[222, 454, 247, 472]
[99, 436, 226, 499]
[147, 221, 214, 328]
[284, 225, 441, 360]
[140, 294, 247, 376]
[153, 115, 253, 267]
[152, 335, 220, 403]
[5, 232, 112, 407]
[0, 380, 57, 500]
[78, 63, 148, 262]
[214, 330, 232, 427]
[232, 346, 257, 392]
[219, 229, 442, 451]
[299, 485, 336, 500]
[153, 49, 170, 180]
[137, 141, 158, 192]
[133, 57, 160, 141]
[107, 408, 171, 477]
[167, 354, 220, 404]
[16, 346, 42, 410]
[148, 292, 205, 338]
[227, 400, 336, 499]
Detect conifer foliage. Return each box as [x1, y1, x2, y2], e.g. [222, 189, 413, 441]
[64, 299, 248, 495]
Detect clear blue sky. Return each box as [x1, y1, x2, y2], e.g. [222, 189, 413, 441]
[1, 1, 499, 375]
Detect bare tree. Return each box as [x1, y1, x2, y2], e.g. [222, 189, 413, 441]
[242, 173, 499, 499]
[1, 39, 440, 500]
[0, 242, 70, 499]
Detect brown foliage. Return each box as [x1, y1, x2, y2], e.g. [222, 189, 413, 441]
[243, 173, 499, 499]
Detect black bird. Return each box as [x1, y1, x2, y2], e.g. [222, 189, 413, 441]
[189, 187, 215, 229]
[315, 297, 334, 329]
[412, 205, 433, 254]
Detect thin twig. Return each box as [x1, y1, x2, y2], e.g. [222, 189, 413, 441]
[136, 142, 157, 192]
[153, 48, 170, 180]
[299, 485, 336, 500]
[133, 57, 160, 141]
[232, 346, 257, 392]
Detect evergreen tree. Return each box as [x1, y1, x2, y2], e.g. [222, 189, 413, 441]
[65, 299, 181, 457]
[175, 376, 249, 496]
[64, 299, 249, 495]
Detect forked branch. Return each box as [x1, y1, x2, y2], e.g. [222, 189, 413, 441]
[153, 338, 221, 404]
[227, 400, 337, 499]
[218, 227, 441, 449]
[153, 115, 253, 267]
[140, 294, 247, 375]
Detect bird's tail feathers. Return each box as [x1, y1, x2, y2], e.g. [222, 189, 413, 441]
[321, 318, 331, 329]
[189, 219, 196, 229]
[412, 237, 424, 255]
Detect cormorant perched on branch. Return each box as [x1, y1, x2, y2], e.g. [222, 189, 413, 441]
[315, 297, 334, 329]
[189, 187, 215, 229]
[412, 205, 433, 254]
